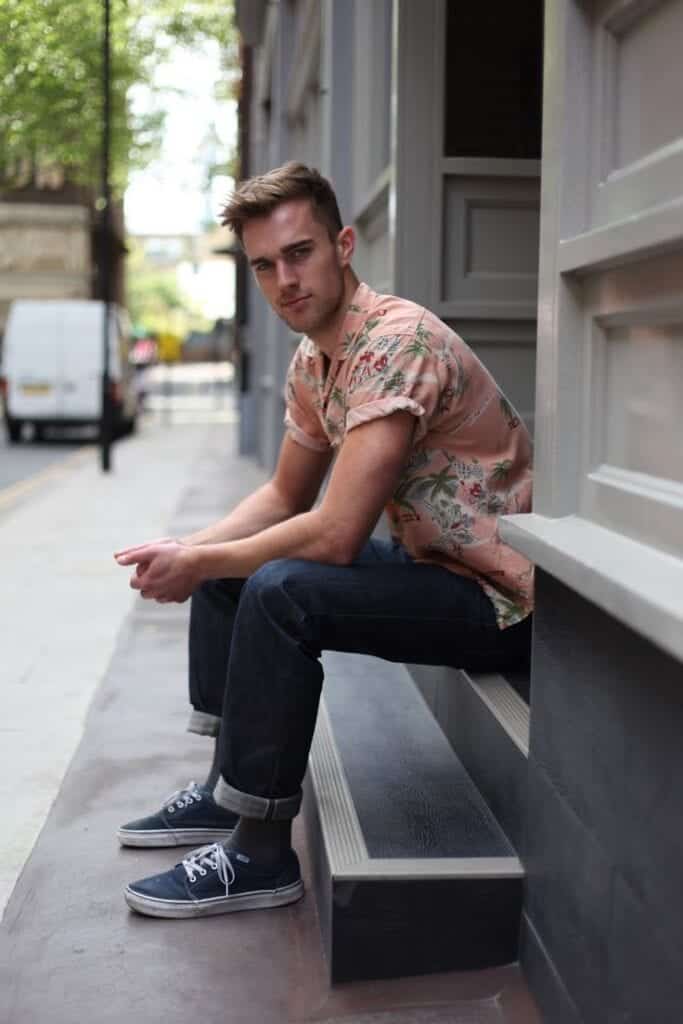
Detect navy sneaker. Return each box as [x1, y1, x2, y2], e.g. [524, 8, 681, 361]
[117, 781, 238, 848]
[124, 843, 304, 918]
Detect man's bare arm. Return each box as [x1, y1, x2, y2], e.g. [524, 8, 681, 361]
[182, 434, 332, 545]
[197, 411, 414, 573]
[115, 433, 333, 565]
[117, 412, 416, 600]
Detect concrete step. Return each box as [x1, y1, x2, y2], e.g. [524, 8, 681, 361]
[303, 652, 524, 984]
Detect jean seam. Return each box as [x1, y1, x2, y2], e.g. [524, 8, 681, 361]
[310, 611, 498, 631]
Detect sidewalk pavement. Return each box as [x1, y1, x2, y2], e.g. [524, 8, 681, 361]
[0, 410, 540, 1024]
[0, 409, 254, 915]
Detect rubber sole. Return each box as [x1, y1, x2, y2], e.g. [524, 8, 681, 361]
[117, 827, 235, 848]
[124, 878, 304, 918]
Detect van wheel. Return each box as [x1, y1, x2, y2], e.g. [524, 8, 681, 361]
[114, 414, 136, 440]
[6, 417, 22, 443]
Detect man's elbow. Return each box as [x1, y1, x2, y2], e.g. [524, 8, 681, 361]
[321, 528, 366, 567]
[326, 545, 355, 567]
[313, 507, 373, 566]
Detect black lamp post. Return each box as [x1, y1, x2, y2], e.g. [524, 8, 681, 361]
[100, 0, 113, 472]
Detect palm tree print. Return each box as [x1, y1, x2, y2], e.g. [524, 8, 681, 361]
[453, 354, 468, 401]
[404, 321, 433, 357]
[329, 386, 347, 411]
[382, 370, 407, 394]
[489, 459, 513, 486]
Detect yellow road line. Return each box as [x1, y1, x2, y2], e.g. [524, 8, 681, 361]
[0, 445, 96, 512]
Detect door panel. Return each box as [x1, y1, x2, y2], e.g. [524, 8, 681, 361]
[392, 0, 543, 435]
[441, 173, 541, 315]
[534, 0, 683, 550]
[589, 0, 683, 228]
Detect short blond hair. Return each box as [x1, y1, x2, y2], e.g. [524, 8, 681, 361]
[220, 162, 343, 242]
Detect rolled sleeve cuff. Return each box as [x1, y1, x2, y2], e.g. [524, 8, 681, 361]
[346, 396, 427, 440]
[283, 410, 330, 452]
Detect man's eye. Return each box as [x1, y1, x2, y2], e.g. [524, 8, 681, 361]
[290, 248, 311, 260]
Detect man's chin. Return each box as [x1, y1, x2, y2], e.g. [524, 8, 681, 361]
[277, 291, 342, 337]
[280, 308, 318, 334]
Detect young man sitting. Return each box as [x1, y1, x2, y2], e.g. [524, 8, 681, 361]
[115, 162, 533, 918]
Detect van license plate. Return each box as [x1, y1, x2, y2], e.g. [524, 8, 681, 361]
[21, 384, 52, 395]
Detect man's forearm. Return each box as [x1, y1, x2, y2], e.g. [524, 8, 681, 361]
[180, 481, 298, 547]
[191, 506, 351, 581]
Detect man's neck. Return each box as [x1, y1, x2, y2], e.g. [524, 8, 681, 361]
[308, 270, 360, 358]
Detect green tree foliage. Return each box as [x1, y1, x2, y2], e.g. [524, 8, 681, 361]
[0, 0, 235, 193]
[126, 239, 209, 337]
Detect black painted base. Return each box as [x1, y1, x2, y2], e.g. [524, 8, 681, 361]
[330, 876, 523, 983]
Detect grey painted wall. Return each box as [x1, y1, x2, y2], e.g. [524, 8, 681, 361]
[524, 569, 683, 1024]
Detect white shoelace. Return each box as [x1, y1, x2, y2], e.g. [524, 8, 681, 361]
[181, 843, 236, 895]
[164, 781, 203, 813]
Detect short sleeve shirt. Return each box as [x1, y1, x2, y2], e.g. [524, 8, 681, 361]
[284, 282, 534, 629]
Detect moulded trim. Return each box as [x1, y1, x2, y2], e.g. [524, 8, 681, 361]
[558, 196, 683, 275]
[500, 512, 683, 663]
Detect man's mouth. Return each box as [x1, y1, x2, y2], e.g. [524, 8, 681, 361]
[282, 294, 311, 310]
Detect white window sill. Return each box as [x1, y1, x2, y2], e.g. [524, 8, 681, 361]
[499, 513, 683, 663]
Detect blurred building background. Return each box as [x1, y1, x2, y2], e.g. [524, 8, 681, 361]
[0, 184, 126, 335]
[0, 0, 238, 368]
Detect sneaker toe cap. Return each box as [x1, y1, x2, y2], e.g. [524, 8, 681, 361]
[127, 868, 187, 901]
[120, 812, 167, 833]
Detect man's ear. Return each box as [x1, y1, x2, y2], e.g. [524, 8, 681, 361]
[337, 226, 355, 266]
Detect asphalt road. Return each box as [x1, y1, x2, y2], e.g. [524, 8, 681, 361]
[0, 421, 89, 491]
[0, 362, 235, 493]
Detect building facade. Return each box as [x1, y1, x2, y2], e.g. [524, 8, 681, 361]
[234, 2, 683, 1021]
[0, 188, 126, 342]
[0, 202, 92, 335]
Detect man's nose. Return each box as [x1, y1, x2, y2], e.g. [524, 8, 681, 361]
[276, 259, 297, 290]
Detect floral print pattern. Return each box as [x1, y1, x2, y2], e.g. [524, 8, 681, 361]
[284, 283, 534, 628]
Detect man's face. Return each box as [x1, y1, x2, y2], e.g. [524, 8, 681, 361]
[242, 199, 353, 337]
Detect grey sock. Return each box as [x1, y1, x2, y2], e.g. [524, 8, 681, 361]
[226, 818, 292, 866]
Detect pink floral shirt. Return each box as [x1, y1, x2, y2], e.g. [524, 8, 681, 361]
[284, 283, 534, 628]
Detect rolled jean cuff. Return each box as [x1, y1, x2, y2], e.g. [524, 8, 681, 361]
[187, 709, 221, 737]
[213, 775, 302, 821]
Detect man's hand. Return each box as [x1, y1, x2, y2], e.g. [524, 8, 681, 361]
[114, 540, 200, 603]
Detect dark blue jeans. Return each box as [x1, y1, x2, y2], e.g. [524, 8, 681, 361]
[187, 540, 531, 822]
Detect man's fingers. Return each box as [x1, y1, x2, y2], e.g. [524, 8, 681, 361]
[116, 551, 143, 566]
[130, 569, 155, 591]
[114, 536, 173, 561]
[114, 544, 148, 560]
[117, 545, 160, 567]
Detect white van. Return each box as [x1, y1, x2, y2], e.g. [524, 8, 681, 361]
[1, 299, 138, 442]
